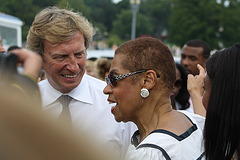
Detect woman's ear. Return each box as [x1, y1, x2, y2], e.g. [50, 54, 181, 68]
[142, 70, 158, 90]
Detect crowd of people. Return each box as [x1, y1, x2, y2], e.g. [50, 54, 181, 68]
[0, 6, 239, 160]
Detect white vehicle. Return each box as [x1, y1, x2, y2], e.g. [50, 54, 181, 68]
[87, 49, 115, 59]
[0, 13, 23, 50]
[87, 49, 180, 63]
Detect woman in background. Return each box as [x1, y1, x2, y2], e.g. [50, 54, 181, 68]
[188, 43, 240, 159]
[171, 63, 191, 112]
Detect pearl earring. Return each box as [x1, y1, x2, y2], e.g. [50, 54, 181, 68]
[140, 88, 149, 98]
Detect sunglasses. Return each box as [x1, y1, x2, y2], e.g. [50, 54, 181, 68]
[106, 69, 160, 87]
[174, 79, 182, 88]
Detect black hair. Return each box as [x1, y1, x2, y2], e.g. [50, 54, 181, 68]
[204, 43, 240, 160]
[186, 39, 211, 59]
[175, 63, 190, 110]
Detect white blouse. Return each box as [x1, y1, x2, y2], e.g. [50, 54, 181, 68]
[125, 111, 205, 160]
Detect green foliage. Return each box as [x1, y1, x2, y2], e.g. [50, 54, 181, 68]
[168, 0, 240, 49]
[111, 9, 154, 41]
[83, 0, 117, 33]
[1, 0, 240, 49]
[141, 0, 171, 39]
[0, 0, 41, 41]
[57, 0, 90, 18]
[107, 34, 125, 47]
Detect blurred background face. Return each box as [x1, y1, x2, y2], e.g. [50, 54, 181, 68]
[171, 67, 182, 99]
[43, 32, 86, 93]
[0, 36, 6, 54]
[181, 45, 205, 76]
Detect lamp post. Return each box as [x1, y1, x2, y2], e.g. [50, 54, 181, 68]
[130, 0, 141, 40]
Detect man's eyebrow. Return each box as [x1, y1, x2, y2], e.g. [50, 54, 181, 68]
[50, 52, 68, 56]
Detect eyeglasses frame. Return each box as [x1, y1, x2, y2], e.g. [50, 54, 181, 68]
[105, 69, 160, 87]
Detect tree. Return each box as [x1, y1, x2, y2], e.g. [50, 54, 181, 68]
[111, 9, 154, 42]
[168, 0, 222, 49]
[0, 0, 41, 41]
[57, 0, 90, 17]
[217, 0, 240, 48]
[141, 0, 172, 40]
[83, 0, 117, 33]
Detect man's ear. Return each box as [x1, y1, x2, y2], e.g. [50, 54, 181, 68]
[142, 70, 158, 90]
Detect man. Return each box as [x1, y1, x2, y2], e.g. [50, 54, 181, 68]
[0, 35, 6, 54]
[26, 7, 136, 159]
[181, 39, 211, 76]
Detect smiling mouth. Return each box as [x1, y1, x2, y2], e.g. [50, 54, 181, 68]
[109, 101, 117, 106]
[109, 101, 117, 112]
[61, 74, 78, 78]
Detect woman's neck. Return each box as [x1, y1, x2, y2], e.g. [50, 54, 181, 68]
[134, 100, 172, 142]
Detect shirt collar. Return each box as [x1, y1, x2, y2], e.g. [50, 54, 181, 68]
[131, 130, 140, 147]
[42, 74, 93, 106]
[68, 74, 93, 104]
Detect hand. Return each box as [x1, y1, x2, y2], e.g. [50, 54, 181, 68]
[187, 64, 205, 96]
[10, 48, 43, 81]
[187, 64, 206, 117]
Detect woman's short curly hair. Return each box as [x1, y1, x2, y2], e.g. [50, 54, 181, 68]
[115, 37, 176, 89]
[26, 6, 95, 56]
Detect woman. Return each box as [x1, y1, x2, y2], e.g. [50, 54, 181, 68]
[188, 43, 240, 159]
[95, 57, 112, 81]
[171, 63, 191, 111]
[103, 37, 205, 159]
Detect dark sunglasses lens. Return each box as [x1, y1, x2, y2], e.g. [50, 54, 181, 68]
[109, 74, 117, 86]
[174, 79, 182, 88]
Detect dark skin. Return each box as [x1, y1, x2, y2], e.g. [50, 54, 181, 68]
[181, 45, 207, 76]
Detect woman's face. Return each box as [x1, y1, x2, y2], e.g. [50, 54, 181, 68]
[202, 73, 211, 109]
[171, 67, 182, 99]
[103, 54, 142, 123]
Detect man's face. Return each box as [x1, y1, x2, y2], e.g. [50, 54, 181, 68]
[180, 45, 206, 76]
[0, 36, 6, 53]
[43, 31, 86, 93]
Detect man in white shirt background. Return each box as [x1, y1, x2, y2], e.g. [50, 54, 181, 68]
[26, 6, 137, 159]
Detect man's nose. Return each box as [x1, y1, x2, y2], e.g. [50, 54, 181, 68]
[66, 55, 79, 71]
[181, 58, 189, 66]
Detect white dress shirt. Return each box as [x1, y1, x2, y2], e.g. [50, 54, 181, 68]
[38, 74, 137, 159]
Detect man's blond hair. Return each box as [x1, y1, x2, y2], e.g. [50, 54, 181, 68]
[26, 6, 94, 56]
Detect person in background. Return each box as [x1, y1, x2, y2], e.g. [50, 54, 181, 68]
[187, 43, 240, 159]
[181, 39, 210, 76]
[171, 63, 192, 112]
[94, 57, 112, 81]
[26, 6, 136, 159]
[86, 57, 97, 77]
[37, 69, 47, 82]
[104, 37, 205, 159]
[0, 34, 6, 54]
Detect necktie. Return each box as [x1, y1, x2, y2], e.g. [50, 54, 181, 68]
[58, 95, 72, 124]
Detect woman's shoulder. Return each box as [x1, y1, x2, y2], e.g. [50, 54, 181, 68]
[178, 110, 205, 131]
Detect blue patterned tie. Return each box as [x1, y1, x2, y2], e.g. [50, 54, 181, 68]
[58, 95, 72, 124]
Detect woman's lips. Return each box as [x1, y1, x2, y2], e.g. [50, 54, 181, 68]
[108, 98, 117, 113]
